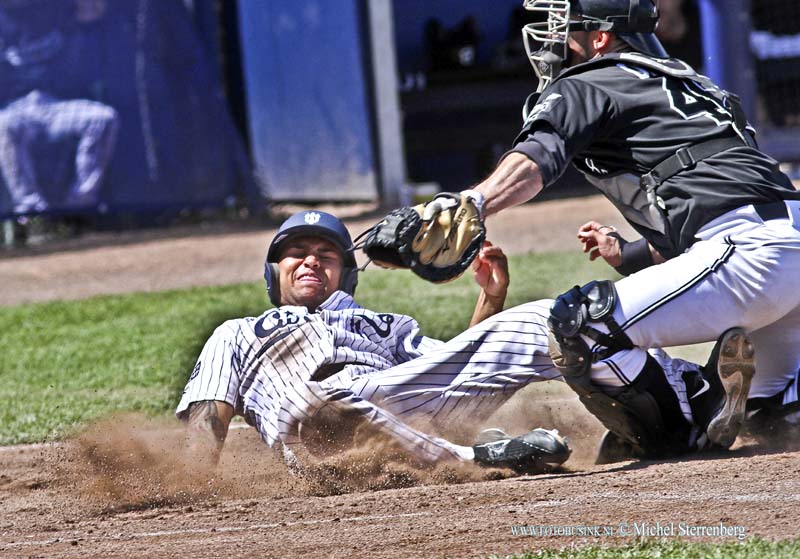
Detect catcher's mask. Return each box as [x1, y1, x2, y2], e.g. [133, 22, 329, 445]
[522, 0, 667, 92]
[264, 211, 359, 306]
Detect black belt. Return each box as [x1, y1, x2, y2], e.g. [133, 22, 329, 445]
[754, 201, 789, 221]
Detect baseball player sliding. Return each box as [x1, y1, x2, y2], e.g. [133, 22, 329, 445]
[368, 0, 800, 459]
[176, 210, 574, 474]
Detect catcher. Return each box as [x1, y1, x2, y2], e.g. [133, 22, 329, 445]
[364, 0, 800, 460]
[177, 210, 572, 474]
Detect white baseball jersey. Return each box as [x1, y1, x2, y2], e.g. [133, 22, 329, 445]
[176, 291, 564, 464]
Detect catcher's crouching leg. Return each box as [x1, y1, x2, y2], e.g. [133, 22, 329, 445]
[547, 281, 693, 463]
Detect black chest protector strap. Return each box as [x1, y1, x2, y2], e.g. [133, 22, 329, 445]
[640, 136, 747, 191]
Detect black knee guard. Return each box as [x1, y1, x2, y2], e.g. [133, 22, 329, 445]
[548, 281, 692, 457]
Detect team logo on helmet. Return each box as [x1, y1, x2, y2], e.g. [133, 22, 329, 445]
[304, 212, 321, 225]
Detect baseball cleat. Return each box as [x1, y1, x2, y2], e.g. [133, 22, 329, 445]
[472, 428, 571, 474]
[706, 328, 756, 448]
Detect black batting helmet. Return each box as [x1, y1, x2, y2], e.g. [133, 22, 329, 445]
[264, 211, 358, 306]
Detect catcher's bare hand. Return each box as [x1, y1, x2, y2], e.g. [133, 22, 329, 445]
[471, 241, 509, 298]
[577, 221, 622, 267]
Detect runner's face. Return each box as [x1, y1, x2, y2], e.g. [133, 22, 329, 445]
[277, 236, 343, 309]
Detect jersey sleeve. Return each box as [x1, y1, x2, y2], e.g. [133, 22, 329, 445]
[505, 125, 569, 186]
[506, 79, 614, 187]
[175, 321, 243, 419]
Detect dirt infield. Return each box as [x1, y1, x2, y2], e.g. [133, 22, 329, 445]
[2, 417, 799, 559]
[2, 195, 800, 558]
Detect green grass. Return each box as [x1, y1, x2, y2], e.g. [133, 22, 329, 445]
[0, 283, 267, 444]
[0, 250, 617, 445]
[505, 537, 800, 558]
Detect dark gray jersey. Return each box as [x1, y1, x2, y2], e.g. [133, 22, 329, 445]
[511, 53, 798, 257]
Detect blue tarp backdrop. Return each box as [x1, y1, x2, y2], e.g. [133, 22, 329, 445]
[237, 0, 378, 201]
[0, 0, 255, 219]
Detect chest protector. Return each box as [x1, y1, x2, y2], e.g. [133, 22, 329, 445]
[527, 53, 763, 257]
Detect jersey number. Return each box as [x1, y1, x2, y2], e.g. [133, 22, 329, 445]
[255, 309, 302, 338]
[664, 78, 733, 126]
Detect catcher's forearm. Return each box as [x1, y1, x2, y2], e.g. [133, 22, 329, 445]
[474, 153, 544, 218]
[185, 400, 234, 467]
[469, 290, 507, 327]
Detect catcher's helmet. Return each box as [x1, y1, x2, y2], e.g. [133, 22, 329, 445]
[522, 0, 668, 91]
[264, 211, 358, 306]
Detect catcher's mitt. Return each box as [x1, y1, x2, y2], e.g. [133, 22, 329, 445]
[360, 191, 486, 283]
